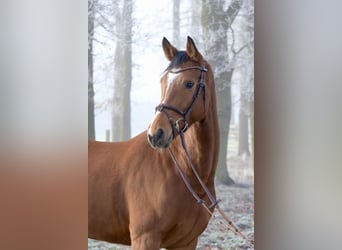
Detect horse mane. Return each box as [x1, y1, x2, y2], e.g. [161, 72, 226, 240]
[165, 51, 189, 71]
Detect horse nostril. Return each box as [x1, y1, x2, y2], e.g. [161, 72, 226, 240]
[147, 128, 166, 147]
[147, 133, 153, 143]
[156, 128, 164, 141]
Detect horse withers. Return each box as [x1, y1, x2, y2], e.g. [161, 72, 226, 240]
[88, 36, 219, 250]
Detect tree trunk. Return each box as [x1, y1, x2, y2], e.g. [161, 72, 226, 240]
[191, 0, 201, 38]
[201, 0, 242, 185]
[216, 70, 235, 185]
[112, 0, 132, 141]
[238, 90, 250, 156]
[88, 0, 95, 140]
[120, 0, 132, 140]
[238, 106, 250, 156]
[112, 41, 123, 141]
[173, 0, 180, 47]
[249, 99, 254, 165]
[246, 0, 254, 163]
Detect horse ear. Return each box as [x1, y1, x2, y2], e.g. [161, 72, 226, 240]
[186, 36, 202, 62]
[162, 37, 178, 61]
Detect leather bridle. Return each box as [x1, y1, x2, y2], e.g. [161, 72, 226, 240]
[155, 64, 207, 135]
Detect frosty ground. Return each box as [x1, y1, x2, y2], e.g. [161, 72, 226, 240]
[88, 156, 254, 250]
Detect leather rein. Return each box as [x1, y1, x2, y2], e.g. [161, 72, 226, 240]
[155, 64, 254, 247]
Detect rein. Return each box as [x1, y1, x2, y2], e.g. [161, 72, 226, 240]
[168, 132, 254, 247]
[156, 65, 254, 247]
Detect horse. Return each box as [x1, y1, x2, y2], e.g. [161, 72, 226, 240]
[88, 36, 220, 250]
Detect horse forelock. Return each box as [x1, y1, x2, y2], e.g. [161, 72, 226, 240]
[165, 51, 189, 72]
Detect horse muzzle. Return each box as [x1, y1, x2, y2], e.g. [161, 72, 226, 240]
[147, 111, 174, 149]
[147, 127, 173, 149]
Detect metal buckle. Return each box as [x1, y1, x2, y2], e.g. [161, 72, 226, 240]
[175, 118, 188, 133]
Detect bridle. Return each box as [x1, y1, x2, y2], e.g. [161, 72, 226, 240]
[154, 63, 254, 247]
[155, 64, 207, 134]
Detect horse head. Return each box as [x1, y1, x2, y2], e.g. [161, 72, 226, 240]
[147, 36, 209, 149]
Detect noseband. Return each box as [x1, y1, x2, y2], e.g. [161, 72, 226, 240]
[155, 64, 208, 134]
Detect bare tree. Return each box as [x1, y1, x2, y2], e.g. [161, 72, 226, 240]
[202, 0, 242, 185]
[173, 0, 181, 47]
[238, 97, 250, 156]
[191, 0, 201, 37]
[247, 0, 254, 163]
[237, 0, 254, 158]
[112, 0, 133, 141]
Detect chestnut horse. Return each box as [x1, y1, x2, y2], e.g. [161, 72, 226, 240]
[88, 37, 219, 249]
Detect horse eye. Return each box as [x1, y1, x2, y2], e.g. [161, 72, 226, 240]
[185, 81, 194, 89]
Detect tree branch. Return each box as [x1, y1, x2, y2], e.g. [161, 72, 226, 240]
[229, 26, 247, 56]
[225, 0, 242, 27]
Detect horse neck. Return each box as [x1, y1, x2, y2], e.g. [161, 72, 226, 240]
[176, 81, 219, 184]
